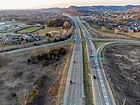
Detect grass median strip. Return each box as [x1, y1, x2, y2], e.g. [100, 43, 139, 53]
[82, 42, 93, 105]
[93, 40, 111, 49]
[78, 24, 85, 40]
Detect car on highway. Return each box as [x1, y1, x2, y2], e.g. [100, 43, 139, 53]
[70, 81, 73, 85]
[90, 54, 94, 57]
[94, 75, 96, 79]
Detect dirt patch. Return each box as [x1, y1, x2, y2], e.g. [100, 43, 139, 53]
[102, 44, 140, 105]
[0, 44, 72, 105]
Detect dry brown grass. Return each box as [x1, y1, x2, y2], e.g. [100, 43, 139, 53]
[0, 55, 12, 67]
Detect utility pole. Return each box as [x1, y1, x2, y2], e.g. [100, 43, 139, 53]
[123, 98, 126, 105]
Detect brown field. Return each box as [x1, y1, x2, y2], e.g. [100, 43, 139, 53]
[102, 44, 140, 105]
[0, 44, 72, 105]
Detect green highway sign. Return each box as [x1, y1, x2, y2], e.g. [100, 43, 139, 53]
[98, 58, 103, 61]
[93, 56, 97, 60]
[92, 56, 103, 61]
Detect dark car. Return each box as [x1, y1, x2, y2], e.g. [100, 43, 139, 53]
[70, 81, 72, 84]
[94, 75, 96, 79]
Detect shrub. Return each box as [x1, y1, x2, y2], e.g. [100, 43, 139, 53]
[32, 60, 36, 64]
[27, 59, 31, 63]
[42, 53, 49, 60]
[27, 46, 67, 66]
[36, 55, 42, 61]
[46, 53, 51, 60]
[26, 89, 38, 104]
[52, 49, 59, 58]
[54, 38, 57, 42]
[42, 60, 49, 66]
[12, 93, 17, 98]
[34, 76, 47, 88]
[45, 33, 51, 37]
[59, 48, 66, 55]
[56, 57, 59, 61]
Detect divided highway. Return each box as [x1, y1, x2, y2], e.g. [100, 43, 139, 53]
[3, 15, 140, 105]
[75, 17, 116, 105]
[2, 13, 140, 105]
[62, 17, 84, 105]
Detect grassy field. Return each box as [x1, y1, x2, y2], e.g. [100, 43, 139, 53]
[0, 27, 65, 36]
[7, 26, 28, 33]
[82, 20, 139, 40]
[91, 24, 140, 39]
[10, 21, 25, 26]
[18, 26, 41, 33]
[91, 24, 114, 34]
[0, 42, 7, 47]
[91, 24, 100, 30]
[93, 40, 111, 49]
[0, 21, 27, 33]
[123, 32, 140, 39]
[33, 27, 64, 35]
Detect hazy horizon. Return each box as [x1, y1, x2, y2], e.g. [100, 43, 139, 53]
[0, 0, 139, 9]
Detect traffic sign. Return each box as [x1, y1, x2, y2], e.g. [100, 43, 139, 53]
[92, 56, 103, 61]
[98, 58, 103, 61]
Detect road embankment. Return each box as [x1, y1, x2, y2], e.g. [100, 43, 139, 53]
[101, 44, 140, 105]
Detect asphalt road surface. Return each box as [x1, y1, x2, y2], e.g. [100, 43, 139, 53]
[63, 17, 84, 105]
[75, 17, 116, 105]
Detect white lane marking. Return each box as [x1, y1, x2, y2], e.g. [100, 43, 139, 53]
[102, 86, 105, 90]
[98, 73, 101, 77]
[106, 102, 110, 105]
[104, 98, 109, 105]
[101, 83, 104, 86]
[98, 71, 101, 74]
[99, 79, 110, 105]
[99, 76, 102, 80]
[104, 95, 108, 98]
[102, 89, 106, 92]
[103, 91, 109, 105]
[100, 79, 103, 83]
[103, 92, 107, 97]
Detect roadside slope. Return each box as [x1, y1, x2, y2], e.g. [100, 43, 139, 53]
[102, 44, 140, 105]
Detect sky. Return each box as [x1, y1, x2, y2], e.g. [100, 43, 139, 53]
[0, 0, 139, 9]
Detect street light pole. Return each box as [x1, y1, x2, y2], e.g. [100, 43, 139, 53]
[123, 98, 126, 105]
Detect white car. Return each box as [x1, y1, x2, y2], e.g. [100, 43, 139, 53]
[90, 54, 94, 57]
